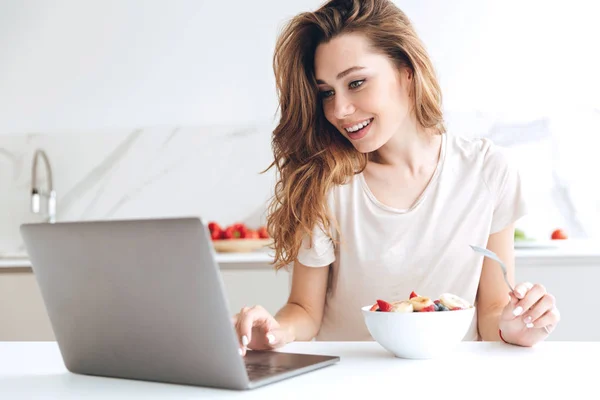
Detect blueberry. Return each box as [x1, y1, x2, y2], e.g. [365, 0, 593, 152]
[434, 303, 441, 311]
[438, 304, 449, 311]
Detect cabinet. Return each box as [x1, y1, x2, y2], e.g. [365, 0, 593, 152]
[516, 264, 599, 341]
[1, 248, 599, 342]
[0, 268, 54, 341]
[0, 264, 291, 341]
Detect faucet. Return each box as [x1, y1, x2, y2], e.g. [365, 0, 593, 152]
[30, 149, 56, 223]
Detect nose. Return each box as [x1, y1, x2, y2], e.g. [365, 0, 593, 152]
[333, 93, 355, 120]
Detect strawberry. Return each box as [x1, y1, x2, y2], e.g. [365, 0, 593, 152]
[257, 226, 270, 239]
[369, 303, 379, 311]
[207, 221, 222, 241]
[451, 307, 463, 311]
[434, 299, 441, 304]
[245, 229, 259, 239]
[418, 305, 436, 312]
[222, 223, 248, 239]
[409, 291, 418, 299]
[376, 299, 393, 312]
[222, 227, 235, 239]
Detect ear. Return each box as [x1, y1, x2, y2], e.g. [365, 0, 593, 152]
[397, 67, 413, 98]
[397, 66, 413, 86]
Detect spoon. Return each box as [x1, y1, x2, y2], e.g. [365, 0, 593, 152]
[470, 244, 550, 334]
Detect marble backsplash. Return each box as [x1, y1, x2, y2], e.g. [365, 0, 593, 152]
[0, 123, 278, 255]
[1, 111, 598, 256]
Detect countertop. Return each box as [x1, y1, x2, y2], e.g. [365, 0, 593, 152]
[1, 239, 599, 269]
[0, 251, 278, 269]
[0, 341, 593, 399]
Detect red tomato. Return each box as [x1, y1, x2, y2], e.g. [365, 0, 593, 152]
[551, 229, 568, 240]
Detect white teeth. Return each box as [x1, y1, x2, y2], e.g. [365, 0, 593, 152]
[345, 118, 371, 133]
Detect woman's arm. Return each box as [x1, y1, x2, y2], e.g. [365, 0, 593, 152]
[476, 223, 516, 341]
[274, 260, 330, 341]
[234, 259, 330, 355]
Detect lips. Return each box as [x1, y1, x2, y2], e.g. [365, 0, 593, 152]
[343, 118, 373, 132]
[345, 118, 373, 141]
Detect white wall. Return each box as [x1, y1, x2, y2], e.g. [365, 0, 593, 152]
[1, 0, 598, 133]
[1, 0, 600, 247]
[0, 0, 320, 132]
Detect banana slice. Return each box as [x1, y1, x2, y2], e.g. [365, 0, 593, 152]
[409, 296, 434, 311]
[439, 293, 471, 310]
[391, 300, 414, 313]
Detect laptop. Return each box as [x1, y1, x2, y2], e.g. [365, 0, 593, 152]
[19, 217, 339, 390]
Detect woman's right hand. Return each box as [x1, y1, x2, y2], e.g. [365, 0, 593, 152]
[232, 305, 294, 356]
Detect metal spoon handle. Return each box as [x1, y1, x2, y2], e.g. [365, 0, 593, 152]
[470, 245, 551, 335]
[470, 245, 515, 292]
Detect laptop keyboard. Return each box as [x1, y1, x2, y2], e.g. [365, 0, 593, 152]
[245, 363, 294, 381]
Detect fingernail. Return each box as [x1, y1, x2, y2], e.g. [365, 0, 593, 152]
[523, 316, 532, 324]
[526, 322, 534, 328]
[242, 335, 249, 346]
[238, 348, 243, 356]
[513, 306, 523, 316]
[516, 289, 525, 298]
[266, 333, 275, 344]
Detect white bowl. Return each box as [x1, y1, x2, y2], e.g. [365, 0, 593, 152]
[361, 305, 475, 359]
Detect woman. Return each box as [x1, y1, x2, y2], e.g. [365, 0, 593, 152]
[234, 0, 560, 355]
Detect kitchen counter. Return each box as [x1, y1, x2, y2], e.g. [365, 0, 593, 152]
[0, 251, 276, 269]
[0, 341, 593, 398]
[1, 239, 599, 269]
[513, 239, 600, 266]
[2, 241, 599, 343]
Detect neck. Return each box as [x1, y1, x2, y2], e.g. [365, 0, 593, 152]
[369, 117, 441, 173]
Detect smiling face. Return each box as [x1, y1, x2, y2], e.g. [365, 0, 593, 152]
[314, 32, 414, 153]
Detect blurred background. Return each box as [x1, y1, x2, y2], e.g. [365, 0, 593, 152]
[1, 0, 599, 341]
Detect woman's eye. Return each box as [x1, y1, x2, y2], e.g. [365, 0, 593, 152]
[349, 79, 365, 89]
[319, 90, 334, 99]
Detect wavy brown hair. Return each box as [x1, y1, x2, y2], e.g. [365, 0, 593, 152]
[266, 0, 446, 270]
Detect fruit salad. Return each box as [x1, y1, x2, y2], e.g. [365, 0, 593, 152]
[369, 291, 473, 313]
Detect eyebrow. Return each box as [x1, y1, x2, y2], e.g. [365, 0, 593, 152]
[316, 66, 366, 85]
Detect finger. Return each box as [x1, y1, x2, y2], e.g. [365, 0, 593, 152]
[521, 293, 555, 328]
[235, 307, 251, 354]
[231, 314, 242, 354]
[264, 327, 293, 349]
[500, 291, 519, 321]
[508, 291, 519, 305]
[529, 306, 560, 331]
[513, 282, 534, 300]
[235, 307, 249, 334]
[513, 283, 546, 317]
[238, 306, 269, 351]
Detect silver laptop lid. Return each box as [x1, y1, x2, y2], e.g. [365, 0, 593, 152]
[20, 217, 251, 389]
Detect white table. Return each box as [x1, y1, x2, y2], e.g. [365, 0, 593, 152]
[0, 341, 594, 399]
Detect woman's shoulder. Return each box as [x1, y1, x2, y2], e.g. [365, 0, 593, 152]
[324, 173, 361, 205]
[445, 132, 519, 193]
[446, 132, 512, 170]
[447, 132, 495, 154]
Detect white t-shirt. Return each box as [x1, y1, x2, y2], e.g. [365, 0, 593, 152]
[296, 133, 527, 341]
